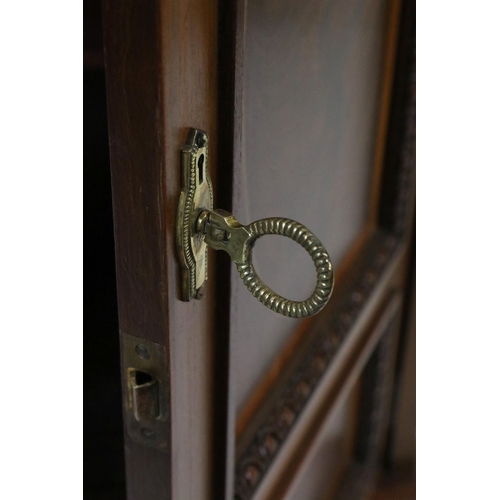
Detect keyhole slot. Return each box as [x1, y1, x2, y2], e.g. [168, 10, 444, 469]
[198, 154, 204, 184]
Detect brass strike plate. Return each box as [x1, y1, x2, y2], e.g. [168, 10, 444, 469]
[176, 128, 213, 301]
[121, 333, 169, 450]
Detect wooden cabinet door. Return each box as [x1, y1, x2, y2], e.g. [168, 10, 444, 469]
[102, 0, 415, 498]
[223, 1, 415, 499]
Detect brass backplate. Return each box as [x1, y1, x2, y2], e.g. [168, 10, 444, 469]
[121, 333, 169, 450]
[176, 128, 213, 301]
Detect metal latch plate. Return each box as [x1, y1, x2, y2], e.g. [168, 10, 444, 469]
[121, 333, 169, 450]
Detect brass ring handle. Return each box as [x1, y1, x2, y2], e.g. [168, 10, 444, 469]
[176, 128, 335, 317]
[197, 210, 334, 318]
[236, 218, 334, 318]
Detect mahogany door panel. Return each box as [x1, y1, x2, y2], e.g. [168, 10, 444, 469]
[232, 0, 389, 413]
[229, 0, 415, 497]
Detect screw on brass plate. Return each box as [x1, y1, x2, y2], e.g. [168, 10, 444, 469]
[141, 428, 155, 439]
[135, 344, 151, 359]
[195, 131, 208, 148]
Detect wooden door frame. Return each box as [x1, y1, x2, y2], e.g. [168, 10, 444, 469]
[102, 1, 220, 498]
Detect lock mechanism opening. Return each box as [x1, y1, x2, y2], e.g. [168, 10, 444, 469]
[128, 369, 160, 421]
[121, 334, 169, 450]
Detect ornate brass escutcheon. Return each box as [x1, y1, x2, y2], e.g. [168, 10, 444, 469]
[176, 129, 335, 318]
[176, 128, 213, 301]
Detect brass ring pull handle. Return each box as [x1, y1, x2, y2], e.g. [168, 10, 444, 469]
[239, 218, 333, 318]
[177, 128, 335, 318]
[197, 211, 334, 318]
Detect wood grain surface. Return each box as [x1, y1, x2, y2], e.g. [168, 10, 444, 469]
[231, 0, 390, 415]
[101, 0, 415, 497]
[230, 0, 415, 497]
[103, 0, 219, 498]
